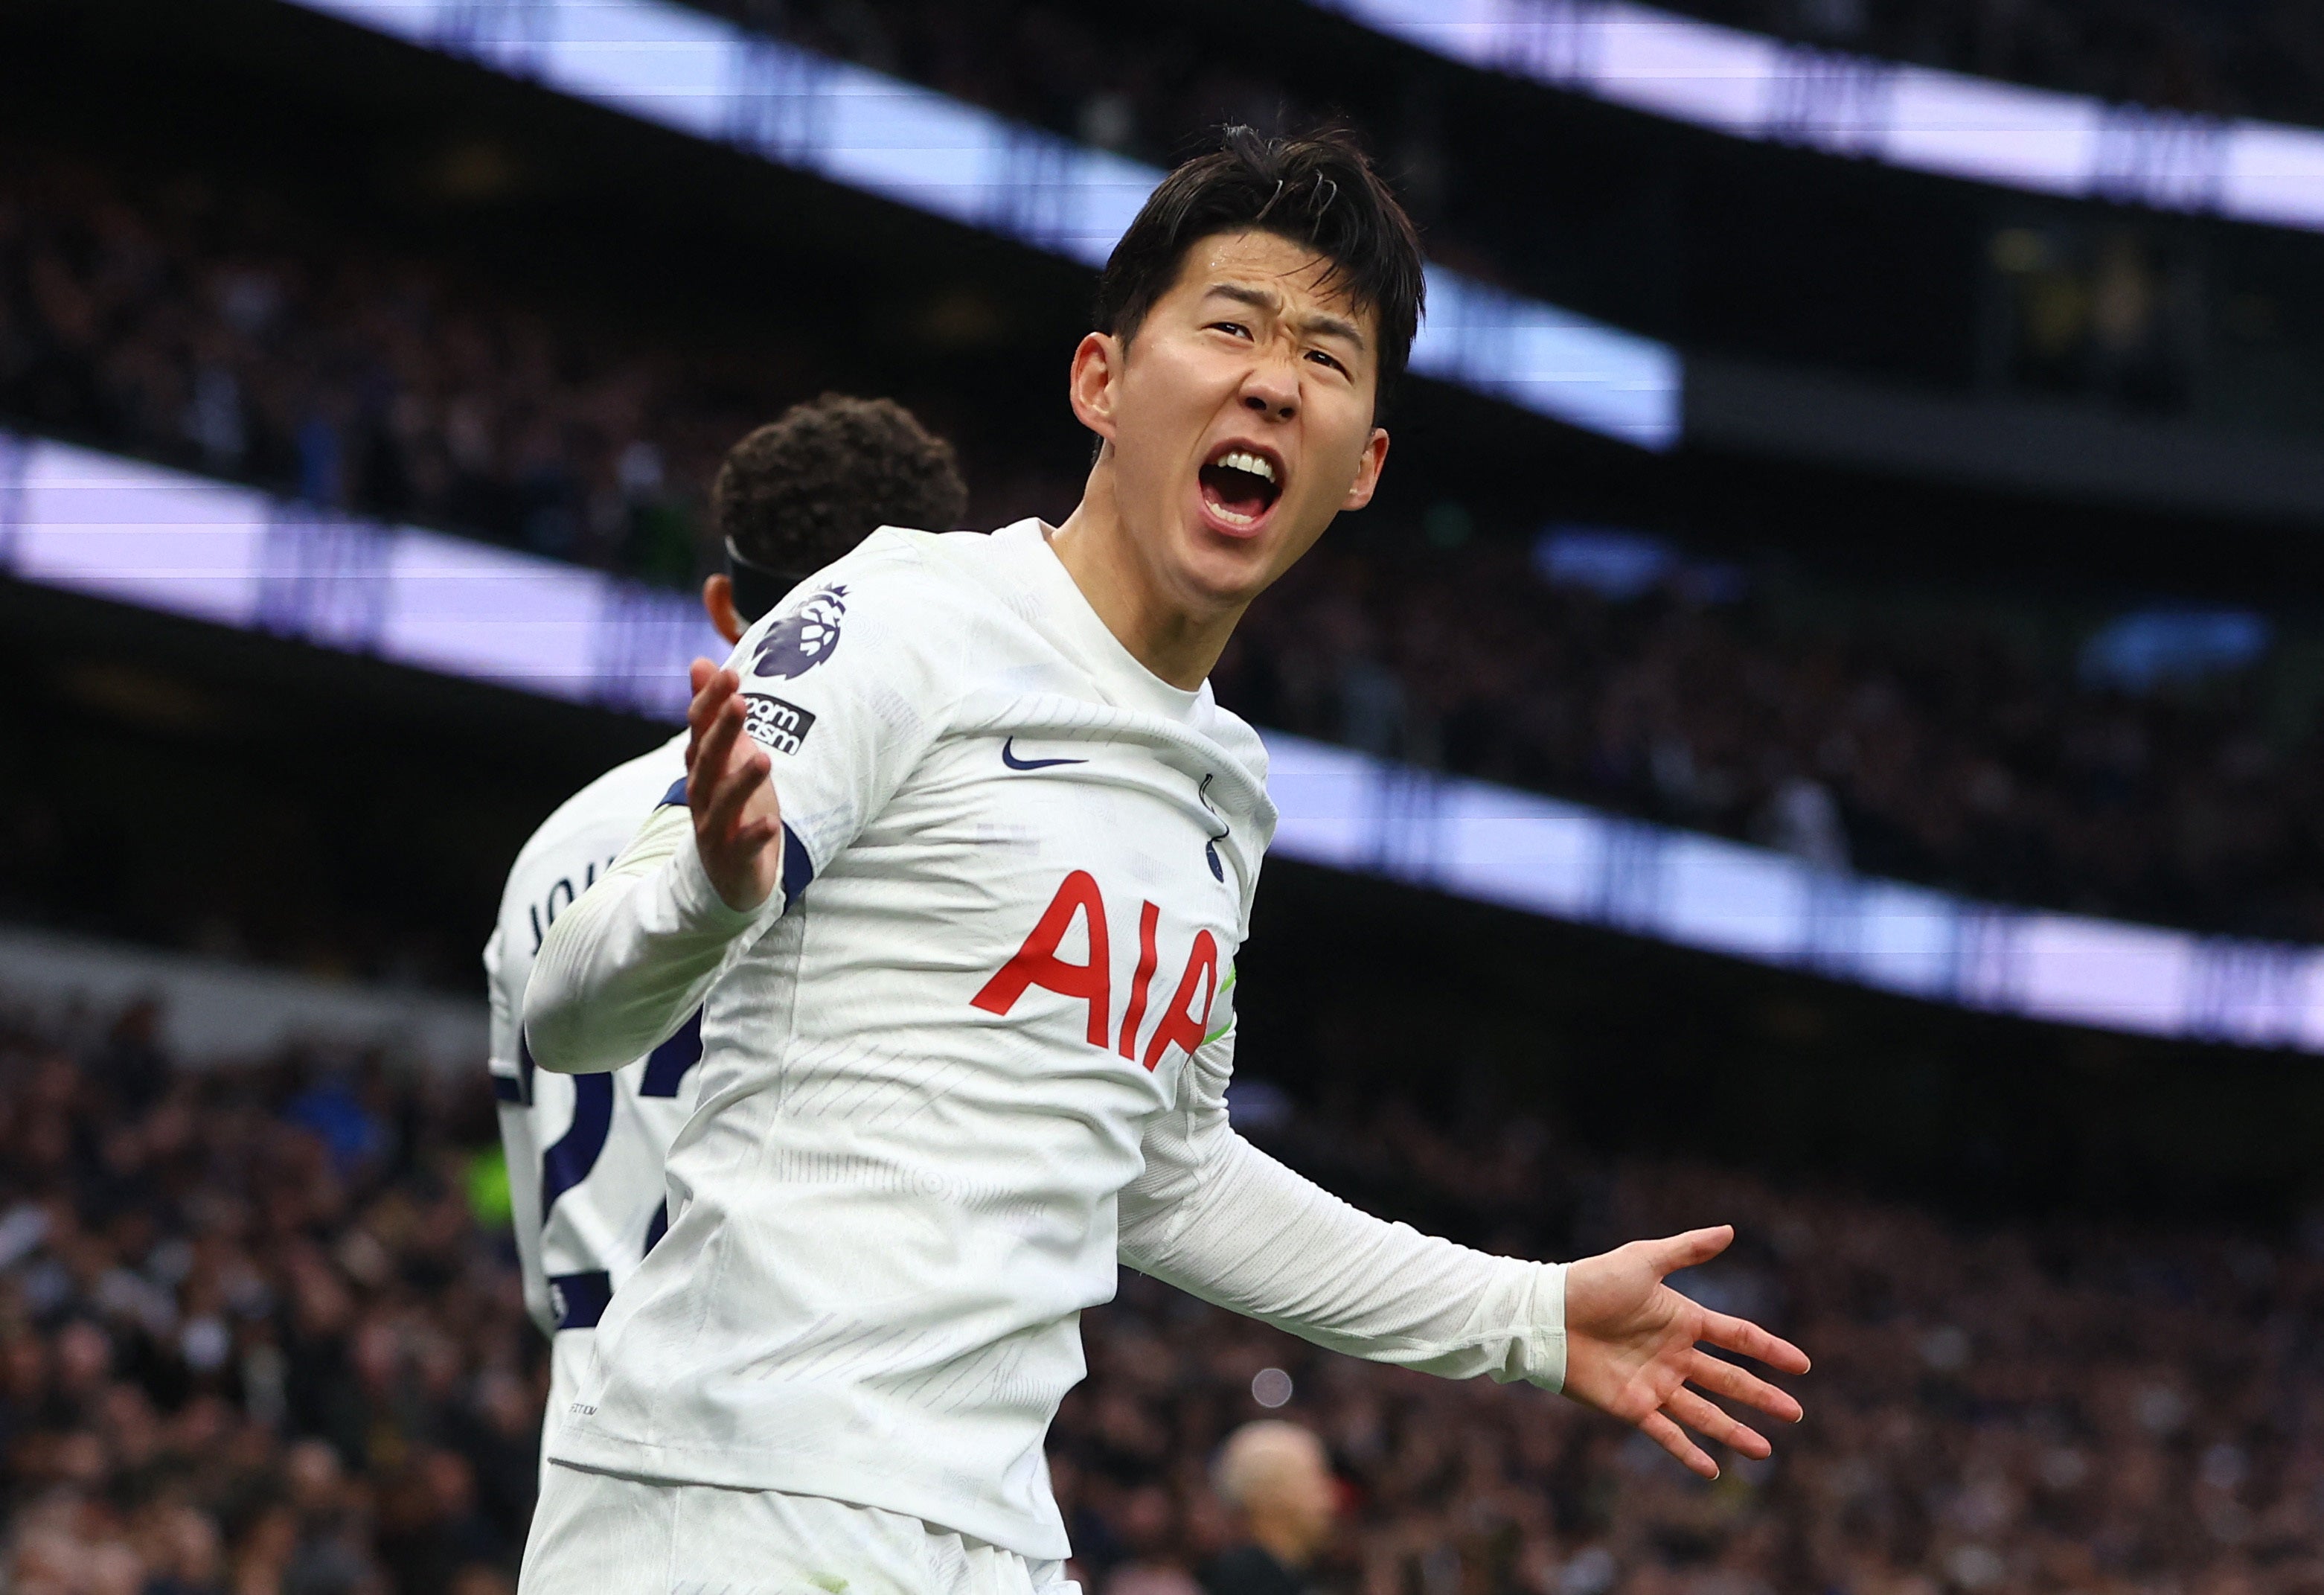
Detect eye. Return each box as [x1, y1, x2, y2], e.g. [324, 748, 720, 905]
[1209, 321, 1252, 339]
[1305, 348, 1349, 375]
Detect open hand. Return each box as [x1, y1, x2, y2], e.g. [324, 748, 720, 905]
[685, 658, 784, 912]
[1563, 1224, 1810, 1479]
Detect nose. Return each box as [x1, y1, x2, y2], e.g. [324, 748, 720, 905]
[1240, 357, 1297, 423]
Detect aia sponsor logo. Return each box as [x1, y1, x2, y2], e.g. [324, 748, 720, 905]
[752, 585, 846, 680]
[971, 871, 1219, 1072]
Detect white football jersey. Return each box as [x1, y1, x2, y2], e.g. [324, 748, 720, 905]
[529, 521, 1567, 1562]
[544, 520, 1270, 1552]
[484, 732, 705, 1340]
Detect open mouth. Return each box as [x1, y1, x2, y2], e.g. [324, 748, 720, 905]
[1198, 444, 1284, 531]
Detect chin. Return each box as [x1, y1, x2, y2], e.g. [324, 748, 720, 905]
[1171, 522, 1275, 607]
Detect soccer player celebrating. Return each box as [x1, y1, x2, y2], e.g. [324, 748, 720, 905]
[521, 130, 1809, 1592]
[484, 395, 967, 1480]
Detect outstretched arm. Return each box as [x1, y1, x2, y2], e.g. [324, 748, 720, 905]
[1121, 1119, 1568, 1384]
[1121, 1038, 1807, 1477]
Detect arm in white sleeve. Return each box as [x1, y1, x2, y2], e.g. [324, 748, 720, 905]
[525, 533, 961, 1075]
[522, 803, 775, 1073]
[1118, 1032, 1566, 1390]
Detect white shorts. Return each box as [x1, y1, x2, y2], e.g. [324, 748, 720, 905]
[519, 1460, 1078, 1595]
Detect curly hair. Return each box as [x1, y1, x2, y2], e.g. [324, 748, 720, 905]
[712, 394, 968, 580]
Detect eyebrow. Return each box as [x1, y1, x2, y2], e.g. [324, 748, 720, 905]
[1205, 282, 1367, 351]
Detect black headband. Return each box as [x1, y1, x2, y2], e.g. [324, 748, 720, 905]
[725, 537, 813, 625]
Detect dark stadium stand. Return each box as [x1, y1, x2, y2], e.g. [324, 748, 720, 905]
[1227, 540, 2324, 942]
[10, 133, 2324, 943]
[0, 139, 1081, 583]
[29, 0, 2324, 455]
[0, 998, 540, 1595]
[1642, 0, 2324, 127]
[0, 985, 2314, 1595]
[669, 0, 2324, 436]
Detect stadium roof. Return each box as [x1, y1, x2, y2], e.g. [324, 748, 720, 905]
[1316, 0, 2324, 232]
[276, 0, 1682, 450]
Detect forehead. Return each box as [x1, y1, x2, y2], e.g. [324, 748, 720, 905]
[1162, 228, 1375, 336]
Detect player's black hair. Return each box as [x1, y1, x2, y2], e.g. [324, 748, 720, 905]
[713, 394, 969, 621]
[1094, 125, 1424, 408]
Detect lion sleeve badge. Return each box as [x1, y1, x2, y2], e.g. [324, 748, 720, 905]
[752, 586, 847, 680]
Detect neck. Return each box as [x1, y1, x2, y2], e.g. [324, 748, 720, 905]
[1048, 459, 1242, 690]
[1248, 1518, 1313, 1571]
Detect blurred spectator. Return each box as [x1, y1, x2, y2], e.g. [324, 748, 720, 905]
[1754, 776, 1850, 872]
[1201, 1422, 1338, 1595]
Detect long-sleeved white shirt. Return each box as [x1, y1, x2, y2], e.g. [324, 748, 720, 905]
[525, 520, 1565, 1558]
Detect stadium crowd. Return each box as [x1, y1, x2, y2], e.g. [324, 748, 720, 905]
[8, 140, 2324, 944]
[1644, 0, 2324, 127]
[0, 141, 842, 589]
[0, 991, 2314, 1595]
[0, 1000, 540, 1595]
[1219, 542, 2324, 942]
[737, 0, 2324, 164]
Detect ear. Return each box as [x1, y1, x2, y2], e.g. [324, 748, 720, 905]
[1067, 331, 1122, 447]
[702, 573, 745, 645]
[1340, 427, 1390, 512]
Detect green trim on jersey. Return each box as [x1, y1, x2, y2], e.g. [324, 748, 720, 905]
[1203, 965, 1239, 1046]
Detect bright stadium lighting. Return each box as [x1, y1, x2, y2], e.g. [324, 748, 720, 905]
[9, 427, 2321, 1053]
[272, 0, 1681, 450]
[1311, 0, 2324, 231]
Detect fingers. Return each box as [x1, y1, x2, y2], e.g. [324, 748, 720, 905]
[691, 692, 749, 801]
[1637, 1410, 1718, 1480]
[686, 665, 740, 773]
[702, 741, 773, 848]
[1700, 1309, 1813, 1376]
[1664, 1387, 1770, 1462]
[688, 666, 741, 746]
[688, 676, 776, 858]
[1685, 1349, 1804, 1425]
[1634, 1374, 1790, 1482]
[1650, 1225, 1734, 1278]
[694, 690, 768, 825]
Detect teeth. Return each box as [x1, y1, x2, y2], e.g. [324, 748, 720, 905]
[1214, 450, 1277, 485]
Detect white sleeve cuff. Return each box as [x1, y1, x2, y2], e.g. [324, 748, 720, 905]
[668, 828, 784, 933]
[1527, 1261, 1569, 1393]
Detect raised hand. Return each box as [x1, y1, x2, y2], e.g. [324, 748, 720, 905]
[1562, 1225, 1810, 1479]
[684, 658, 784, 912]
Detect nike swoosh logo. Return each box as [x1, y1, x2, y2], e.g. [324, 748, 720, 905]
[1001, 737, 1087, 772]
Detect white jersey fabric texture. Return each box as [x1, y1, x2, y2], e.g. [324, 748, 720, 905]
[521, 1461, 1075, 1595]
[482, 733, 705, 1369]
[523, 520, 1568, 1559]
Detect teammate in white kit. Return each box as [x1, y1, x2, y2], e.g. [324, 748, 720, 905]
[519, 129, 1812, 1594]
[483, 396, 968, 1477]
